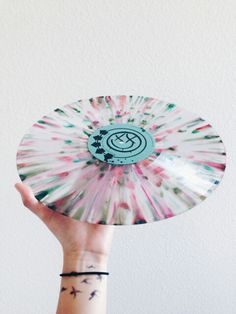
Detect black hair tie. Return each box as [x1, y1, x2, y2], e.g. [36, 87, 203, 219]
[60, 271, 109, 277]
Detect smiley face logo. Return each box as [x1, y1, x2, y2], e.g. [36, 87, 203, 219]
[88, 123, 155, 165]
[108, 131, 142, 152]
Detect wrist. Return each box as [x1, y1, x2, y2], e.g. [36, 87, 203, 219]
[62, 251, 108, 273]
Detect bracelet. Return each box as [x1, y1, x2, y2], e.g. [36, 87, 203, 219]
[60, 271, 109, 277]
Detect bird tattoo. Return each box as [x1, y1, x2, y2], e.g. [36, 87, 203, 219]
[89, 289, 100, 300]
[60, 287, 67, 293]
[81, 278, 92, 284]
[70, 286, 82, 299]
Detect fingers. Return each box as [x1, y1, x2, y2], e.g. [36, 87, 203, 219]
[15, 182, 53, 223]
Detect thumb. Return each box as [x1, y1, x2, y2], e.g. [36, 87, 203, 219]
[15, 182, 53, 223]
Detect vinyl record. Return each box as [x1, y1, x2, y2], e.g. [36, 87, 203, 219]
[16, 95, 226, 225]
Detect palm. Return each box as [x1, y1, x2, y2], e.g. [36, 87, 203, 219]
[15, 183, 115, 257]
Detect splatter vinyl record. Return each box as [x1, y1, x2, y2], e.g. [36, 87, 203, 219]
[16, 95, 226, 225]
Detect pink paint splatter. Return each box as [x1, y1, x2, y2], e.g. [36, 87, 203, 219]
[58, 171, 69, 178]
[196, 124, 211, 131]
[57, 156, 74, 162]
[33, 123, 46, 129]
[195, 160, 226, 170]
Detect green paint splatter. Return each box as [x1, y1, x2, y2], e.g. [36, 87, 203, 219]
[166, 103, 176, 111]
[187, 118, 205, 128]
[35, 191, 49, 201]
[47, 204, 57, 210]
[64, 139, 72, 144]
[204, 135, 219, 139]
[83, 130, 91, 137]
[35, 185, 60, 201]
[64, 123, 75, 128]
[19, 174, 26, 181]
[100, 165, 107, 171]
[86, 160, 94, 165]
[192, 129, 199, 134]
[173, 187, 181, 194]
[134, 219, 147, 224]
[37, 120, 46, 124]
[203, 165, 213, 171]
[98, 220, 107, 224]
[55, 108, 66, 116]
[128, 118, 135, 122]
[184, 137, 205, 142]
[72, 108, 81, 113]
[141, 120, 147, 125]
[155, 124, 165, 130]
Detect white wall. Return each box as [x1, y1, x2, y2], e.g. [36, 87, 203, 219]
[1, 1, 236, 313]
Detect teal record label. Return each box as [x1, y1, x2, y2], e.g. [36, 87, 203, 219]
[88, 123, 155, 165]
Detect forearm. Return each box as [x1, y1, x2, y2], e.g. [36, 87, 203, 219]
[56, 252, 109, 314]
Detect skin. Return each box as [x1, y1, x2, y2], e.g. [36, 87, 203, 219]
[15, 182, 115, 314]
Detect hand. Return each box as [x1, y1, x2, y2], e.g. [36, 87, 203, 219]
[15, 183, 115, 260]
